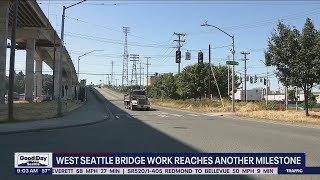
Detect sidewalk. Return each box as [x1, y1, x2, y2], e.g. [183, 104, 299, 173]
[0, 89, 109, 135]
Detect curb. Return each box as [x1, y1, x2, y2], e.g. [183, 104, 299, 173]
[0, 88, 113, 135]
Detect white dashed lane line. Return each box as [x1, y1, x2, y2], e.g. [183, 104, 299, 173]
[157, 114, 169, 118]
[171, 114, 183, 117]
[187, 114, 199, 117]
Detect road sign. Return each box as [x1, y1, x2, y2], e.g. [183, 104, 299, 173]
[226, 61, 239, 65]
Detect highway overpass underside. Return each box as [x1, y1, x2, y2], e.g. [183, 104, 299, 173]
[0, 0, 78, 103]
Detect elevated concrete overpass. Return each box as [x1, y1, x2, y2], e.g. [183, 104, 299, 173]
[0, 0, 78, 103]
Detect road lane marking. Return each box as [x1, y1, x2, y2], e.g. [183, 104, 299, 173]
[171, 114, 183, 117]
[187, 114, 199, 117]
[115, 116, 119, 119]
[204, 113, 220, 117]
[158, 114, 169, 118]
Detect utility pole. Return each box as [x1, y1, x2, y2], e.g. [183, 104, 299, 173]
[142, 67, 145, 87]
[122, 27, 129, 89]
[295, 87, 298, 111]
[144, 57, 151, 87]
[52, 30, 56, 100]
[240, 52, 250, 102]
[8, 0, 19, 121]
[115, 79, 118, 88]
[173, 32, 186, 73]
[227, 56, 230, 99]
[107, 74, 110, 87]
[266, 64, 269, 105]
[111, 60, 114, 86]
[201, 21, 236, 112]
[130, 54, 139, 86]
[208, 44, 211, 99]
[285, 86, 288, 111]
[58, 0, 86, 117]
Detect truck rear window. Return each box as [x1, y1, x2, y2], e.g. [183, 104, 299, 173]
[132, 91, 145, 95]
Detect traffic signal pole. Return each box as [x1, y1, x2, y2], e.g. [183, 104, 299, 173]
[174, 32, 186, 73]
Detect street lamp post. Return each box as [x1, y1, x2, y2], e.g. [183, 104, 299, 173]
[77, 50, 103, 100]
[201, 21, 236, 112]
[77, 50, 104, 80]
[57, 0, 87, 117]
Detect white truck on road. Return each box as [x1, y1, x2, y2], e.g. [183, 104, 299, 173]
[124, 90, 150, 110]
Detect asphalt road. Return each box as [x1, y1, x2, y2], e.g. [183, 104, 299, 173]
[1, 87, 319, 180]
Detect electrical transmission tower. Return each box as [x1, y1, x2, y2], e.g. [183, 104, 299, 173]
[144, 57, 151, 86]
[137, 62, 143, 89]
[122, 27, 130, 88]
[130, 54, 139, 86]
[173, 32, 186, 73]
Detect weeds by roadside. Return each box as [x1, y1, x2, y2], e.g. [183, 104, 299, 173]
[0, 100, 83, 122]
[151, 99, 320, 125]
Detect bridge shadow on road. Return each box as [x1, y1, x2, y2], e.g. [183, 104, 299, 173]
[0, 89, 255, 180]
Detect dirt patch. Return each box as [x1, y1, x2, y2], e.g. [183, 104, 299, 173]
[0, 100, 84, 122]
[236, 111, 320, 125]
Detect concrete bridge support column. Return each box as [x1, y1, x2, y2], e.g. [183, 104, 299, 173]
[67, 74, 73, 99]
[24, 39, 35, 102]
[62, 79, 67, 99]
[0, 1, 9, 104]
[53, 53, 59, 99]
[34, 60, 42, 97]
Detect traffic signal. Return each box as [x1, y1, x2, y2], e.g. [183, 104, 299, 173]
[240, 77, 243, 83]
[250, 76, 253, 84]
[254, 75, 257, 83]
[198, 51, 203, 64]
[264, 78, 267, 85]
[176, 50, 181, 63]
[185, 51, 191, 60]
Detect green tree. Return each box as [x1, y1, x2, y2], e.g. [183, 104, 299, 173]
[265, 18, 320, 116]
[15, 71, 25, 94]
[308, 93, 317, 111]
[176, 63, 239, 100]
[42, 74, 53, 96]
[288, 89, 297, 102]
[150, 73, 178, 99]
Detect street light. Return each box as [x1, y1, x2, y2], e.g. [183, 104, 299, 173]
[201, 21, 236, 112]
[76, 50, 103, 100]
[57, 0, 87, 117]
[259, 59, 269, 106]
[78, 50, 104, 79]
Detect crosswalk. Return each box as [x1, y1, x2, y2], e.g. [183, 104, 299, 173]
[113, 112, 224, 119]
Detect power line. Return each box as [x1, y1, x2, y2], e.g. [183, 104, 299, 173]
[64, 15, 174, 46]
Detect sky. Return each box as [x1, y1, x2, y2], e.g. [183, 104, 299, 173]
[7, 0, 320, 92]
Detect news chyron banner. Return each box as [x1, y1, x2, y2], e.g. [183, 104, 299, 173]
[14, 152, 320, 175]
